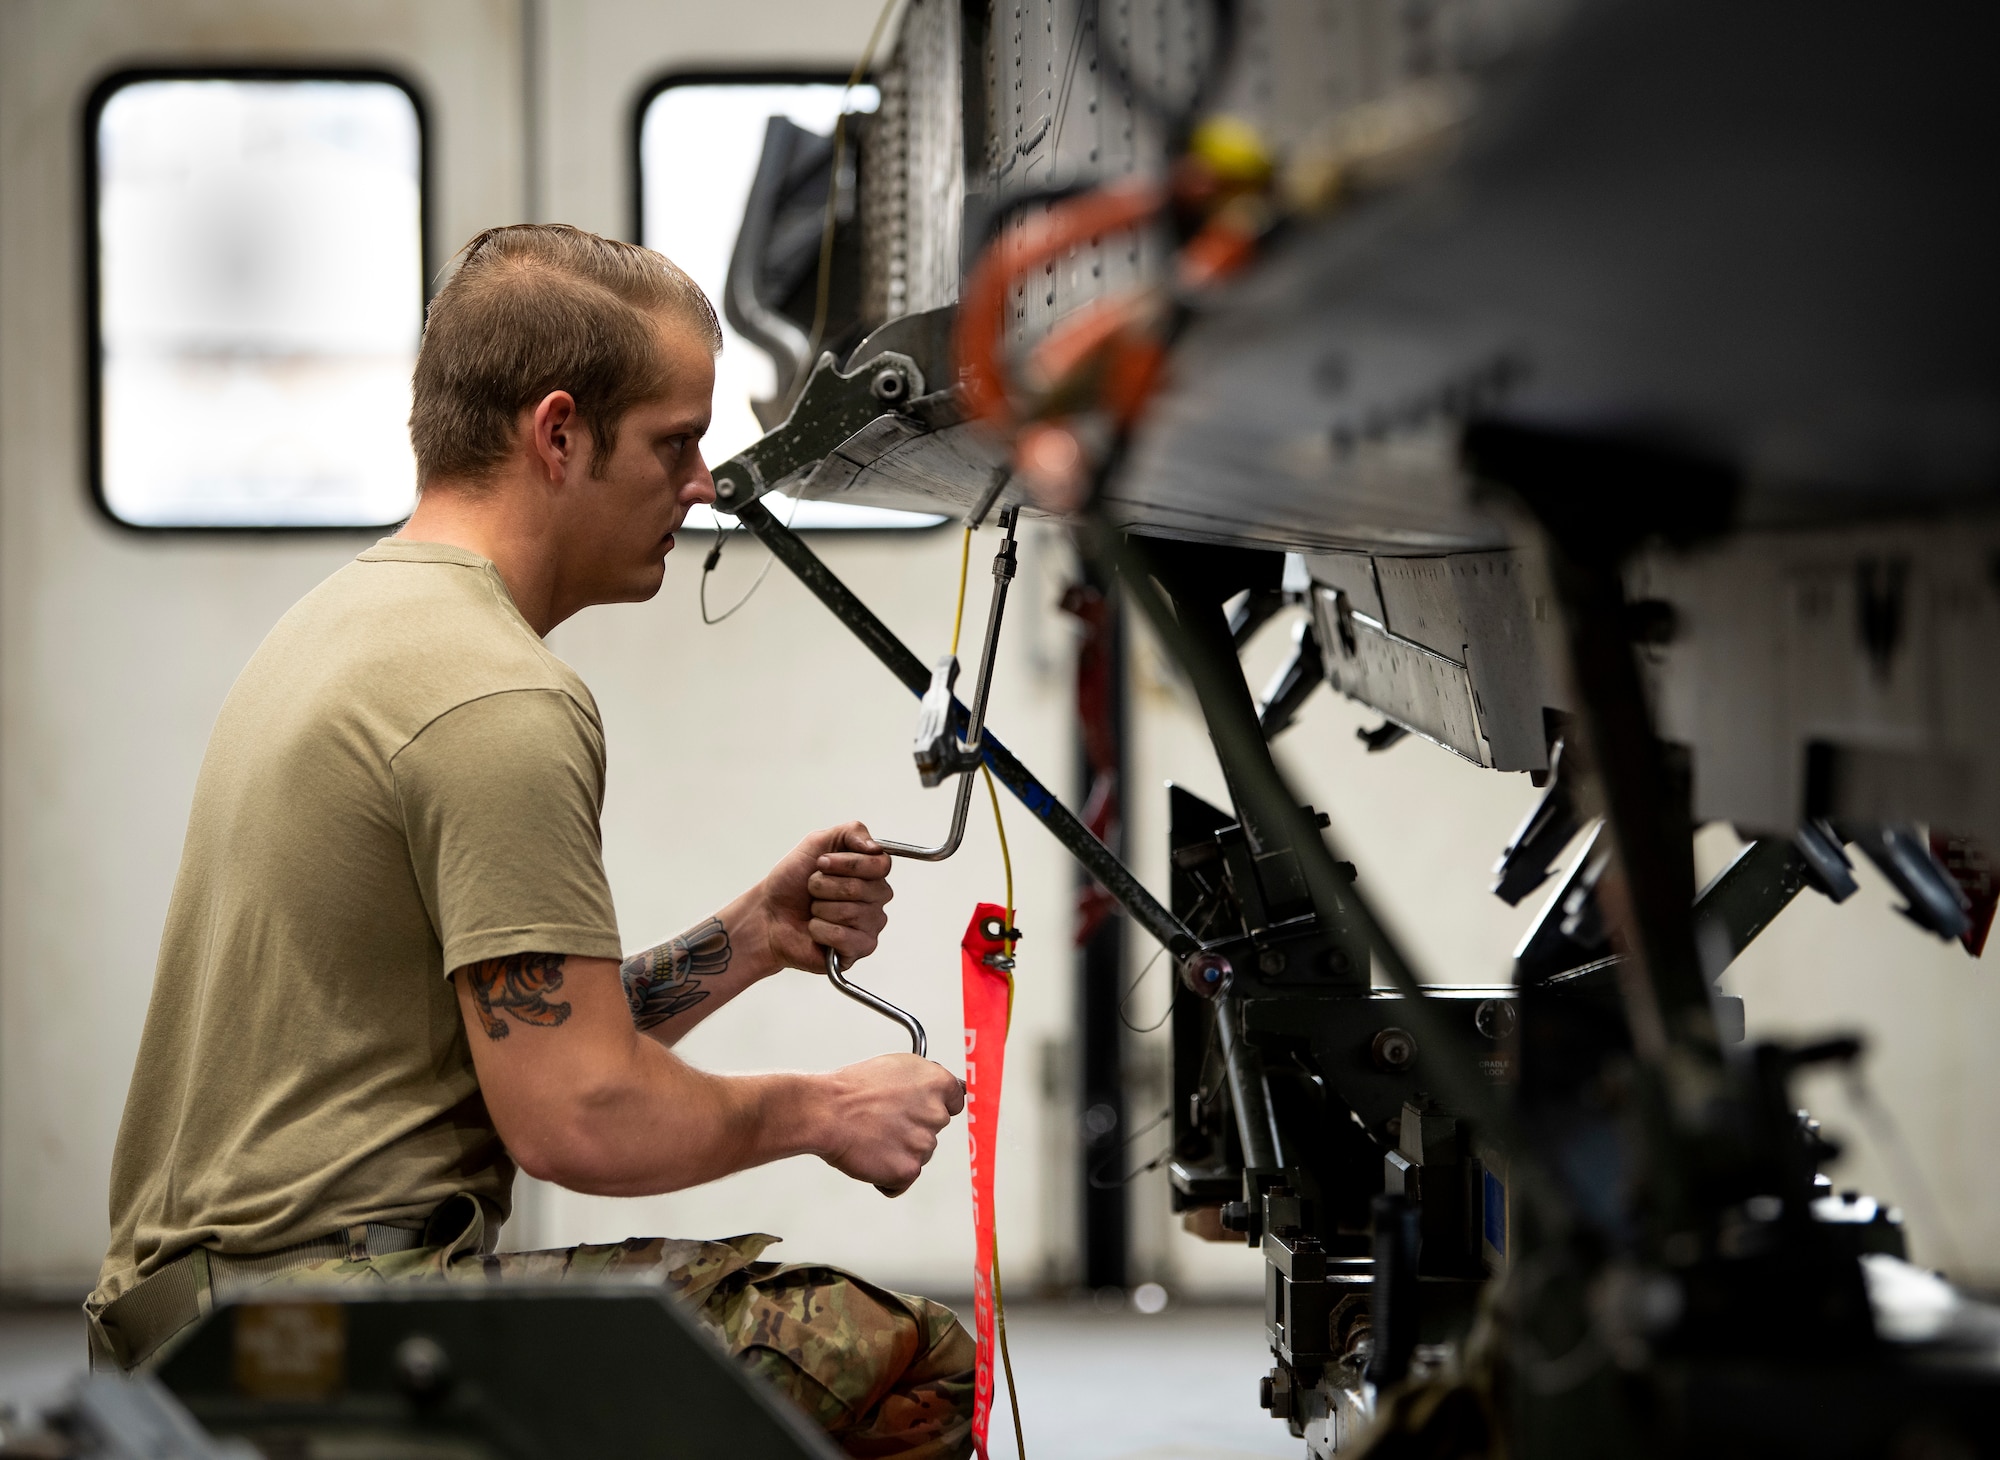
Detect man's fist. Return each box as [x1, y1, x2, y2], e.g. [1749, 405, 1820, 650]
[757, 822, 894, 974]
[811, 1054, 966, 1191]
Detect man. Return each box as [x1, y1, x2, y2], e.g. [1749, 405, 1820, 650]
[87, 224, 974, 1457]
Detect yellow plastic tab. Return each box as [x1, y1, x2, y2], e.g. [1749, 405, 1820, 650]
[1190, 114, 1274, 186]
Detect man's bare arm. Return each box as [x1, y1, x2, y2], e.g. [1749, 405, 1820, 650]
[456, 954, 962, 1196]
[614, 822, 898, 1047]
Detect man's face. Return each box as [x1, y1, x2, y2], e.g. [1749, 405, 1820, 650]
[562, 312, 716, 605]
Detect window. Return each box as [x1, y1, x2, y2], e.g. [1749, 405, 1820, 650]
[637, 75, 940, 530]
[88, 72, 425, 529]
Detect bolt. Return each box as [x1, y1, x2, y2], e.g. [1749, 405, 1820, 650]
[716, 478, 737, 501]
[870, 366, 908, 402]
[1178, 951, 1234, 999]
[1474, 999, 1517, 1040]
[1258, 948, 1288, 976]
[1372, 1026, 1418, 1071]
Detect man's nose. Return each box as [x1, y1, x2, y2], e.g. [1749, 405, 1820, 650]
[684, 451, 717, 508]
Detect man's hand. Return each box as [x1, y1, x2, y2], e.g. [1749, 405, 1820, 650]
[806, 1053, 966, 1190]
[751, 822, 894, 974]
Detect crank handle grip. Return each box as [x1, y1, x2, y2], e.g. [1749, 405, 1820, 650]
[824, 948, 926, 1057]
[822, 947, 927, 1198]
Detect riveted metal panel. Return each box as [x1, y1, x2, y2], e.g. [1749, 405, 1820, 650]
[1311, 589, 1491, 765]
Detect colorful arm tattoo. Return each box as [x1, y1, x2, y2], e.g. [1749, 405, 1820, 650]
[620, 917, 731, 1031]
[462, 952, 572, 1040]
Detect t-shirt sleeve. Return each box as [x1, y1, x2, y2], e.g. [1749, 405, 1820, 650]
[392, 688, 623, 974]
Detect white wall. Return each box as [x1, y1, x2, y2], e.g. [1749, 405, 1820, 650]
[0, 0, 529, 1295]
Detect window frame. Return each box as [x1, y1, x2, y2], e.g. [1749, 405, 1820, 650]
[628, 67, 851, 247]
[630, 68, 946, 535]
[82, 64, 434, 535]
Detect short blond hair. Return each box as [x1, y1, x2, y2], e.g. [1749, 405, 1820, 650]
[410, 224, 721, 484]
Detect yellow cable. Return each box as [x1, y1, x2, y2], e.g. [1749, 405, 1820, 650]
[992, 1230, 1027, 1460]
[949, 525, 973, 658]
[982, 767, 1015, 955]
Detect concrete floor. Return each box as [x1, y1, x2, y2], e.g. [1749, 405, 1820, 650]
[0, 1300, 1298, 1459]
[984, 1303, 1300, 1460]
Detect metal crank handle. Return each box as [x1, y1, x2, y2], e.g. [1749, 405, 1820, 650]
[826, 947, 927, 1056]
[875, 767, 978, 861]
[824, 947, 928, 1197]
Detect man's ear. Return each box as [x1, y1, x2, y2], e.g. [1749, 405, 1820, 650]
[528, 391, 586, 485]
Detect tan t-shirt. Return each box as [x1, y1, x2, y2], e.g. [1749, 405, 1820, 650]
[93, 541, 623, 1307]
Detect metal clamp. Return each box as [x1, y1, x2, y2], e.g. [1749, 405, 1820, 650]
[825, 947, 926, 1058]
[913, 657, 969, 787]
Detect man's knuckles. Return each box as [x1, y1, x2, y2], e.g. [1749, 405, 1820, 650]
[814, 856, 892, 882]
[808, 929, 878, 960]
[806, 873, 892, 902]
[837, 822, 884, 855]
[810, 909, 890, 940]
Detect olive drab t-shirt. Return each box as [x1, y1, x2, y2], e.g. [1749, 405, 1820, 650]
[91, 541, 625, 1309]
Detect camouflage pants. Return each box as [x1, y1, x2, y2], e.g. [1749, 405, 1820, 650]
[252, 1230, 975, 1460]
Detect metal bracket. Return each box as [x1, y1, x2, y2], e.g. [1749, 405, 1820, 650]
[912, 657, 971, 786]
[710, 307, 958, 514]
